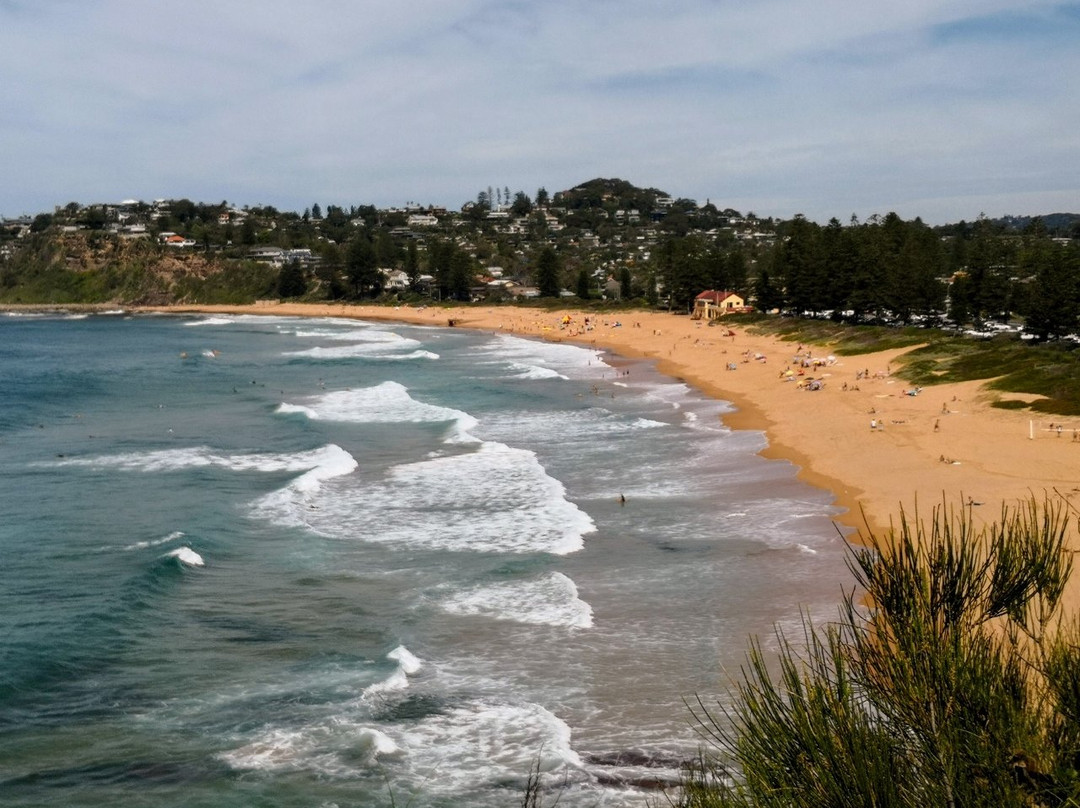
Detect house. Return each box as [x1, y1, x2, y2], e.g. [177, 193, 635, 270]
[382, 268, 410, 290]
[250, 246, 286, 264]
[692, 290, 750, 320]
[163, 233, 196, 248]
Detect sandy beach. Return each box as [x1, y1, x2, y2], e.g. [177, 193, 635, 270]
[146, 301, 1080, 600]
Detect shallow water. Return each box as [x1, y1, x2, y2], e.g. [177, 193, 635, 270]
[0, 311, 852, 806]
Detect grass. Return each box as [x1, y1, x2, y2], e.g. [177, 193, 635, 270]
[899, 340, 1080, 415]
[740, 316, 1080, 416]
[739, 315, 933, 354]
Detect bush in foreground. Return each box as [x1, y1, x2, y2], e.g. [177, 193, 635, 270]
[682, 496, 1080, 807]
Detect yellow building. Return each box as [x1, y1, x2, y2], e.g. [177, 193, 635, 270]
[692, 290, 748, 320]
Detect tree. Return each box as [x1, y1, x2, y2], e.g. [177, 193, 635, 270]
[576, 268, 591, 299]
[753, 267, 784, 312]
[619, 266, 633, 299]
[777, 215, 826, 315]
[535, 247, 561, 297]
[1024, 241, 1079, 340]
[682, 496, 1080, 808]
[240, 217, 257, 246]
[657, 235, 710, 312]
[80, 205, 108, 231]
[404, 240, 421, 288]
[536, 187, 549, 207]
[30, 213, 53, 233]
[277, 261, 307, 298]
[427, 239, 454, 298]
[469, 191, 491, 222]
[311, 203, 322, 220]
[511, 191, 533, 217]
[448, 249, 474, 301]
[345, 235, 380, 297]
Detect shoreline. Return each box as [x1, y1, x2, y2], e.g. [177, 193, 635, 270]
[46, 301, 1080, 602]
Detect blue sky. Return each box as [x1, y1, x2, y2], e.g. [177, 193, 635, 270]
[1, 0, 1077, 224]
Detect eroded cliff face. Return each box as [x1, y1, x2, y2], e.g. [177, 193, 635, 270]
[60, 234, 219, 279]
[3, 233, 272, 305]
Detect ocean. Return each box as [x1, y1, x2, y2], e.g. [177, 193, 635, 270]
[0, 310, 851, 807]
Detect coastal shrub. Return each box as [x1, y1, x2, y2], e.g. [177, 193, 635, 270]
[680, 496, 1080, 808]
[991, 399, 1032, 411]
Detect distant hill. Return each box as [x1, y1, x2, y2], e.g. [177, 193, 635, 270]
[554, 178, 670, 213]
[990, 213, 1080, 235]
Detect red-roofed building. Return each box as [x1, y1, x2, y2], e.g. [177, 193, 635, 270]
[692, 290, 749, 320]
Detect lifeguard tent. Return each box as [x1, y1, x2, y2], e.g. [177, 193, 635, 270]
[691, 290, 749, 320]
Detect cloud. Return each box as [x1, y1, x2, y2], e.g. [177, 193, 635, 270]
[0, 0, 1076, 223]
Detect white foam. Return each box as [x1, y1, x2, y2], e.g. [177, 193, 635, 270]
[276, 403, 319, 419]
[388, 645, 422, 675]
[293, 326, 408, 343]
[165, 546, 205, 567]
[362, 646, 424, 700]
[285, 328, 427, 360]
[507, 362, 567, 380]
[472, 334, 610, 379]
[374, 349, 439, 361]
[287, 342, 421, 359]
[478, 408, 669, 446]
[219, 728, 316, 771]
[371, 443, 593, 554]
[221, 722, 405, 776]
[641, 381, 694, 409]
[221, 701, 582, 793]
[184, 316, 235, 327]
[51, 446, 357, 507]
[393, 700, 584, 793]
[362, 669, 410, 698]
[49, 443, 356, 478]
[357, 727, 403, 759]
[441, 572, 593, 628]
[123, 530, 185, 551]
[276, 382, 477, 441]
[219, 723, 402, 774]
[252, 441, 594, 555]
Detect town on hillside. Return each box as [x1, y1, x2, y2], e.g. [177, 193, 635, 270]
[2, 178, 1079, 340]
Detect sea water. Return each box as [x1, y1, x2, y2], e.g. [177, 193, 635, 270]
[0, 311, 852, 806]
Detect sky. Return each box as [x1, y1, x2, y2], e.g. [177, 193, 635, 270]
[1, 1, 1078, 225]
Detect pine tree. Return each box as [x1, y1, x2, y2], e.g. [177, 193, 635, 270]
[535, 247, 561, 297]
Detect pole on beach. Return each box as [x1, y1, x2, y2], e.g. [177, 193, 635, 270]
[1029, 420, 1034, 440]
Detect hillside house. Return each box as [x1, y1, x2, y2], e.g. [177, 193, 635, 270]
[692, 290, 749, 320]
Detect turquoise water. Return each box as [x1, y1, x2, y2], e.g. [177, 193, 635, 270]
[0, 311, 851, 806]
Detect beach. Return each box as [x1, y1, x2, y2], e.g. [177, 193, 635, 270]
[2, 309, 856, 804]
[146, 301, 1080, 604]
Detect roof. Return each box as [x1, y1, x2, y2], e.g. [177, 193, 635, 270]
[695, 289, 740, 303]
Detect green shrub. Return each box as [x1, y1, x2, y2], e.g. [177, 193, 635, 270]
[682, 497, 1080, 807]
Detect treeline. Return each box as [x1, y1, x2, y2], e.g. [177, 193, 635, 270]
[750, 213, 1080, 340]
[654, 234, 752, 311]
[3, 189, 1079, 331]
